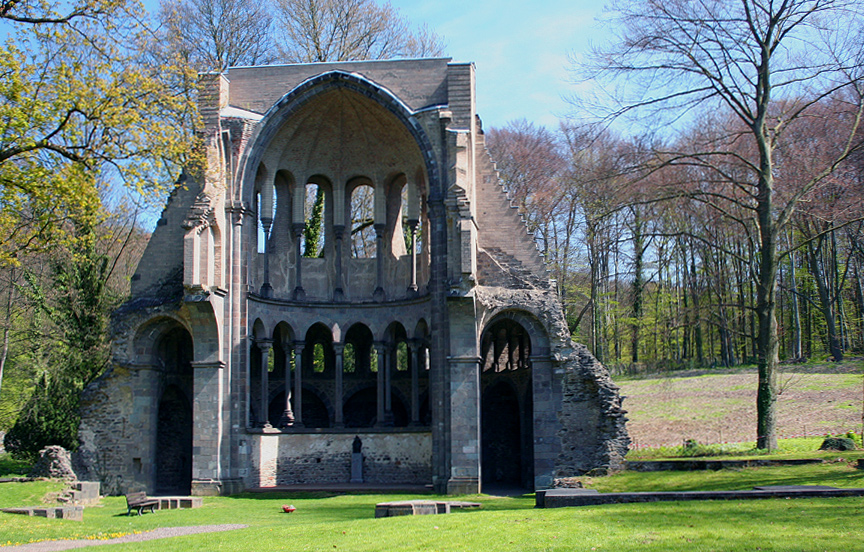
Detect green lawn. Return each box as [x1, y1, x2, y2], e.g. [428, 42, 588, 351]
[2, 456, 864, 551]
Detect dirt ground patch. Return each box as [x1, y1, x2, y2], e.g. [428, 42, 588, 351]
[617, 360, 864, 449]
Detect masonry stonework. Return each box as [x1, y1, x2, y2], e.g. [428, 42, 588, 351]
[78, 59, 629, 496]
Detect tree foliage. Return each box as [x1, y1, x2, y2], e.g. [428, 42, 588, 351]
[0, 0, 196, 265]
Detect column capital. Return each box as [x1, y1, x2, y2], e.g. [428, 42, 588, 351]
[254, 337, 273, 350]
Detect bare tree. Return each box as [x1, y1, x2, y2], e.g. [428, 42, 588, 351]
[272, 0, 444, 63]
[580, 0, 864, 449]
[156, 0, 276, 71]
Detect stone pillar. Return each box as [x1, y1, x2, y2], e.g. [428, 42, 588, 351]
[373, 224, 386, 301]
[292, 341, 305, 428]
[374, 342, 386, 427]
[407, 219, 419, 296]
[191, 360, 226, 496]
[229, 206, 247, 430]
[530, 354, 558, 490]
[446, 355, 481, 495]
[292, 223, 306, 300]
[383, 342, 393, 426]
[260, 217, 273, 297]
[278, 341, 294, 427]
[333, 343, 344, 428]
[409, 340, 422, 426]
[256, 339, 272, 427]
[333, 225, 345, 301]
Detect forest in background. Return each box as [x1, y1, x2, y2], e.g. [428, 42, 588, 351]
[487, 117, 864, 374]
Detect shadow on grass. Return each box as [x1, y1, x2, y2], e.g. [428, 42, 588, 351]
[0, 454, 30, 477]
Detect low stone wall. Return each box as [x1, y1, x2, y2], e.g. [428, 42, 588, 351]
[249, 431, 432, 487]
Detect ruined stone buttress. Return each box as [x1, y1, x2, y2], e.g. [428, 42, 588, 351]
[77, 59, 629, 496]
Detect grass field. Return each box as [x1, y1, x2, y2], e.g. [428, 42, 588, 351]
[617, 359, 864, 449]
[2, 449, 864, 551]
[3, 360, 864, 550]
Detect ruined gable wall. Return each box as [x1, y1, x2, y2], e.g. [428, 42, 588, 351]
[227, 58, 451, 115]
[130, 177, 201, 299]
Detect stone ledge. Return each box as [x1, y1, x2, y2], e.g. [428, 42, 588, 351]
[153, 496, 204, 510]
[1, 506, 83, 521]
[536, 486, 864, 508]
[375, 500, 481, 518]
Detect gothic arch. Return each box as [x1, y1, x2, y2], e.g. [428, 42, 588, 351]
[236, 71, 443, 208]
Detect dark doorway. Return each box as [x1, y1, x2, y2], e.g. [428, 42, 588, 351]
[154, 326, 193, 495]
[481, 381, 522, 486]
[155, 385, 192, 495]
[480, 317, 535, 491]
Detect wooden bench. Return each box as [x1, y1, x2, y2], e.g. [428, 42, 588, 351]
[125, 492, 159, 516]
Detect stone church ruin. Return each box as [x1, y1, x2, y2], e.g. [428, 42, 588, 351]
[77, 58, 629, 496]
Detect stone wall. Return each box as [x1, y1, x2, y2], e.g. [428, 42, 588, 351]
[226, 58, 451, 115]
[251, 432, 432, 487]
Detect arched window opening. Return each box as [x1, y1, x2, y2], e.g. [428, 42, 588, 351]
[344, 324, 374, 375]
[350, 184, 375, 258]
[370, 349, 378, 373]
[344, 343, 356, 373]
[256, 191, 265, 254]
[303, 183, 325, 257]
[389, 183, 408, 256]
[396, 341, 408, 372]
[312, 342, 325, 373]
[482, 319, 531, 373]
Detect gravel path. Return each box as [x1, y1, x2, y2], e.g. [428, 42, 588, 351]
[1, 525, 248, 552]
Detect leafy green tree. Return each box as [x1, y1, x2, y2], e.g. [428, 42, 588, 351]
[0, 0, 196, 265]
[3, 216, 123, 459]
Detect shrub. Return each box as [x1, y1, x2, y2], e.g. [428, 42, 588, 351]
[819, 435, 857, 451]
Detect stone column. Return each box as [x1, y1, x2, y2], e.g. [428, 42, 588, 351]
[333, 225, 345, 301]
[373, 224, 386, 301]
[383, 342, 393, 426]
[292, 341, 305, 428]
[257, 339, 273, 427]
[374, 341, 386, 427]
[278, 341, 294, 427]
[407, 219, 419, 296]
[333, 343, 344, 428]
[446, 355, 482, 495]
[530, 354, 558, 489]
[409, 340, 422, 426]
[292, 223, 306, 300]
[260, 217, 273, 297]
[191, 360, 226, 496]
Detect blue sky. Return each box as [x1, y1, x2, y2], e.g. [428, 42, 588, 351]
[3, 1, 610, 129]
[389, 0, 608, 130]
[131, 0, 609, 130]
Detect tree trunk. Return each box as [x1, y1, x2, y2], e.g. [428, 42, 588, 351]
[787, 232, 803, 360]
[807, 234, 843, 361]
[630, 207, 643, 363]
